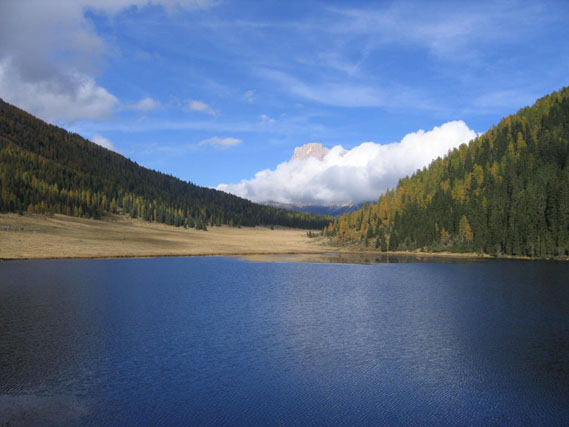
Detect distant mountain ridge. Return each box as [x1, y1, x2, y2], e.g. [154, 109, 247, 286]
[325, 87, 569, 258]
[0, 98, 331, 229]
[267, 201, 365, 217]
[291, 143, 330, 161]
[271, 142, 365, 216]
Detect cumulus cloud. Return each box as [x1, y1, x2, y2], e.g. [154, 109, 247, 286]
[129, 97, 161, 111]
[218, 121, 477, 205]
[199, 136, 242, 147]
[91, 135, 117, 151]
[188, 99, 216, 116]
[0, 0, 213, 123]
[0, 58, 118, 123]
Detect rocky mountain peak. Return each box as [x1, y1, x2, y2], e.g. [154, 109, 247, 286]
[291, 143, 329, 161]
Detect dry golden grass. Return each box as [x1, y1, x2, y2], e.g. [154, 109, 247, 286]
[0, 213, 337, 260]
[3, 213, 542, 263]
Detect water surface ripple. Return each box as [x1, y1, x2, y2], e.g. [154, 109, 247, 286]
[1, 257, 568, 425]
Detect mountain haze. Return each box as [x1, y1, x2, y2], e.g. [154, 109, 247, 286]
[325, 88, 569, 258]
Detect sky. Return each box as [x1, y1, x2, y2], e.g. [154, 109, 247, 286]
[1, 0, 568, 205]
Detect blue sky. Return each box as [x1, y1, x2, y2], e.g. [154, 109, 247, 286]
[1, 0, 568, 204]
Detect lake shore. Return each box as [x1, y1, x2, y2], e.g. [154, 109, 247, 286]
[0, 213, 337, 260]
[2, 213, 563, 262]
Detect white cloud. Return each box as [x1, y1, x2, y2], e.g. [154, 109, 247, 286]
[0, 58, 118, 123]
[130, 97, 161, 111]
[79, 0, 215, 15]
[199, 136, 242, 147]
[188, 99, 216, 116]
[244, 90, 255, 103]
[262, 69, 383, 108]
[259, 114, 275, 124]
[91, 134, 117, 151]
[218, 121, 477, 205]
[260, 68, 443, 112]
[0, 0, 213, 123]
[327, 2, 547, 61]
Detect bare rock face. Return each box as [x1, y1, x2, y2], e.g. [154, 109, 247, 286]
[291, 143, 329, 161]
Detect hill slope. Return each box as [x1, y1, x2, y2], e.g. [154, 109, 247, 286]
[325, 88, 569, 258]
[0, 99, 330, 229]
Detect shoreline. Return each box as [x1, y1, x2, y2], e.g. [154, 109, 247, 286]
[3, 248, 561, 264]
[1, 213, 565, 263]
[0, 248, 487, 261]
[0, 250, 329, 262]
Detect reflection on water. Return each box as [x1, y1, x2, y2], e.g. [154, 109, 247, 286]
[0, 257, 568, 426]
[239, 252, 487, 264]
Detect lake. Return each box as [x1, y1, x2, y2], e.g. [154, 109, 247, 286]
[1, 256, 568, 426]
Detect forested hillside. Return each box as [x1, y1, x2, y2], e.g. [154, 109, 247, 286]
[0, 99, 330, 229]
[324, 88, 569, 258]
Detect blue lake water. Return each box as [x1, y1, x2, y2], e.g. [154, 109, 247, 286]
[1, 256, 568, 426]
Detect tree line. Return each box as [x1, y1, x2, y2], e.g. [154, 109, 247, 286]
[325, 87, 569, 258]
[0, 99, 331, 230]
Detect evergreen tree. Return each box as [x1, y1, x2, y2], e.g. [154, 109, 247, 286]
[0, 98, 332, 230]
[326, 87, 569, 259]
